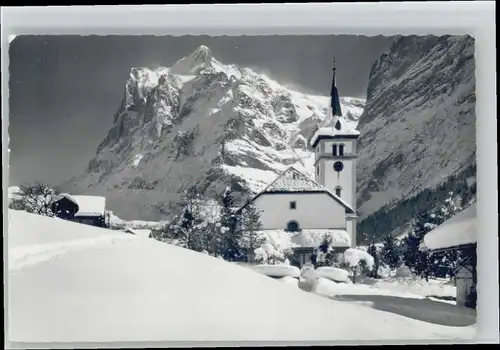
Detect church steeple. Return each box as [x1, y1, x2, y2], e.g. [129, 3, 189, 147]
[330, 57, 343, 117]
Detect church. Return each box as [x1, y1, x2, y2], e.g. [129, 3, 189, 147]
[237, 62, 361, 268]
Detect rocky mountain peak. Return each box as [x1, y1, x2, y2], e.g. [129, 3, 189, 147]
[61, 48, 365, 221]
[171, 45, 214, 75]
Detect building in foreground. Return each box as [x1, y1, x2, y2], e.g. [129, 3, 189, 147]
[237, 61, 360, 268]
[422, 202, 477, 309]
[51, 194, 107, 228]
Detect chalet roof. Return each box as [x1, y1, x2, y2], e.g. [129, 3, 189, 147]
[53, 194, 106, 217]
[55, 193, 80, 206]
[236, 166, 355, 214]
[422, 203, 477, 251]
[71, 195, 106, 217]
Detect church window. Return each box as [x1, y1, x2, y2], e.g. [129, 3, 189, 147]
[339, 144, 345, 156]
[335, 186, 342, 197]
[289, 201, 297, 210]
[335, 120, 342, 130]
[316, 165, 319, 176]
[286, 220, 300, 232]
[332, 144, 338, 156]
[333, 161, 344, 172]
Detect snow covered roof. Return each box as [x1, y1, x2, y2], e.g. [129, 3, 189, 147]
[71, 195, 106, 217]
[8, 186, 23, 203]
[258, 228, 351, 249]
[310, 126, 360, 148]
[265, 166, 325, 192]
[290, 229, 351, 248]
[53, 193, 80, 206]
[238, 166, 354, 214]
[423, 203, 477, 251]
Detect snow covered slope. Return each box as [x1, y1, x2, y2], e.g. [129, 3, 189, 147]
[7, 209, 476, 342]
[356, 35, 476, 219]
[60, 45, 364, 221]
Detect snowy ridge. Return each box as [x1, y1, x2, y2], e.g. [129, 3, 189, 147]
[61, 45, 365, 221]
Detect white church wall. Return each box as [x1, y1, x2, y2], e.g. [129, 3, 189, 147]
[253, 192, 346, 230]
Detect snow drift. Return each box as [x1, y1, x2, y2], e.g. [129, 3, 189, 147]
[7, 209, 475, 342]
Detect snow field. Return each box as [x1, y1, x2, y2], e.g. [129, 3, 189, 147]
[7, 209, 476, 342]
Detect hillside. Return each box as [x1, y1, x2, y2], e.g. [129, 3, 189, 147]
[355, 35, 476, 239]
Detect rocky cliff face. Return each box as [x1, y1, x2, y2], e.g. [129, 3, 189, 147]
[356, 35, 476, 222]
[61, 45, 365, 221]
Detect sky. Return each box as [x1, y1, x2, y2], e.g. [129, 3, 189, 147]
[8, 35, 394, 186]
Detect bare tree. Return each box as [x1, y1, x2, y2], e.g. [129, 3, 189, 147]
[10, 182, 57, 217]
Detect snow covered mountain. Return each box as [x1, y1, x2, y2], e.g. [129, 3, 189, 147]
[356, 35, 476, 222]
[61, 45, 365, 221]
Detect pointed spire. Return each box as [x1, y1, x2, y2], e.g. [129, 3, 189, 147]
[330, 57, 342, 117]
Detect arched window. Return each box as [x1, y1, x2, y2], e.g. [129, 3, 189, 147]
[286, 220, 300, 232]
[339, 144, 345, 156]
[316, 165, 320, 176]
[332, 144, 338, 156]
[335, 120, 342, 130]
[335, 186, 342, 197]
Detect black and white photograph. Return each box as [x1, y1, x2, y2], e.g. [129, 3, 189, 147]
[3, 3, 497, 347]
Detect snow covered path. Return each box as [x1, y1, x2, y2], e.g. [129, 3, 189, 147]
[331, 295, 476, 327]
[7, 210, 477, 343]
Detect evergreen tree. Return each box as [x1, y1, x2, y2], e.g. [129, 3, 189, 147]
[239, 202, 265, 262]
[402, 192, 461, 280]
[172, 189, 205, 252]
[311, 235, 337, 268]
[218, 187, 243, 261]
[402, 211, 433, 279]
[367, 240, 380, 278]
[380, 234, 401, 269]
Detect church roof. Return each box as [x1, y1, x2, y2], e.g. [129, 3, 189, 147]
[237, 166, 355, 214]
[309, 60, 360, 148]
[309, 124, 360, 148]
[264, 166, 325, 193]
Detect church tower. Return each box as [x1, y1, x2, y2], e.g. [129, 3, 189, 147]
[309, 59, 360, 247]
